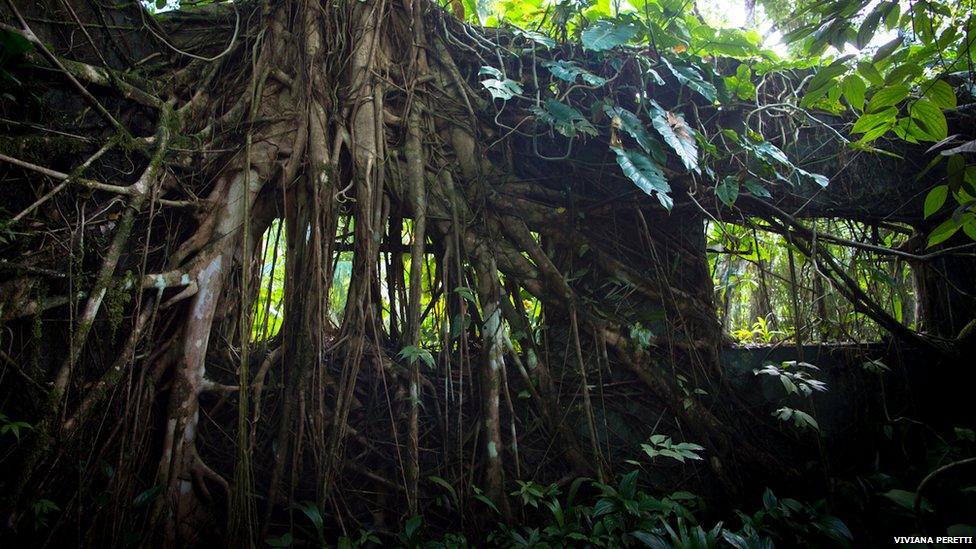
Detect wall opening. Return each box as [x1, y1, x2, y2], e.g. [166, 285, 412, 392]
[706, 219, 916, 344]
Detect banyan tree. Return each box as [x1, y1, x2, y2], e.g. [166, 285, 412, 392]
[0, 0, 974, 545]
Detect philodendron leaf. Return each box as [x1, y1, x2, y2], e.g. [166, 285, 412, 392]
[716, 176, 739, 207]
[659, 57, 718, 102]
[604, 105, 664, 162]
[532, 99, 596, 137]
[543, 60, 607, 86]
[611, 147, 672, 210]
[649, 101, 699, 173]
[480, 78, 522, 100]
[742, 178, 771, 198]
[797, 168, 830, 188]
[581, 20, 640, 51]
[513, 28, 555, 49]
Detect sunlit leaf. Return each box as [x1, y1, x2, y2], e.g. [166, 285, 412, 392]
[842, 74, 866, 112]
[925, 80, 957, 109]
[581, 20, 640, 51]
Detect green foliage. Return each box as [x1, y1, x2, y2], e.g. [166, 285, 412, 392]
[30, 499, 60, 531]
[735, 488, 852, 547]
[731, 316, 784, 343]
[294, 501, 327, 547]
[531, 99, 597, 137]
[0, 411, 33, 442]
[0, 29, 33, 86]
[640, 434, 705, 463]
[708, 219, 915, 343]
[628, 321, 655, 349]
[480, 66, 523, 100]
[398, 345, 435, 369]
[754, 361, 827, 397]
[543, 60, 606, 86]
[256, 467, 855, 548]
[774, 0, 974, 244]
[716, 177, 739, 208]
[606, 105, 663, 160]
[861, 358, 890, 375]
[648, 100, 699, 173]
[611, 147, 672, 209]
[399, 516, 426, 548]
[581, 19, 640, 51]
[326, 475, 847, 548]
[881, 489, 932, 513]
[772, 407, 820, 431]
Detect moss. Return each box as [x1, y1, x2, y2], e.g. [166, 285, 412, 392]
[104, 271, 134, 342]
[110, 131, 145, 157]
[31, 289, 43, 376]
[0, 135, 85, 163]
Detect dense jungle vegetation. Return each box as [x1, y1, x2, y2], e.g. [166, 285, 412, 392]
[0, 0, 975, 545]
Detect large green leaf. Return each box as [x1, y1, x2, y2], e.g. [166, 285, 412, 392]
[842, 74, 866, 112]
[851, 106, 897, 135]
[543, 60, 606, 87]
[611, 147, 673, 210]
[856, 4, 884, 48]
[649, 101, 698, 172]
[804, 58, 850, 98]
[924, 80, 956, 109]
[659, 57, 717, 102]
[866, 84, 909, 112]
[742, 178, 771, 198]
[532, 99, 596, 137]
[513, 28, 555, 48]
[480, 78, 522, 100]
[797, 168, 830, 188]
[907, 99, 948, 141]
[747, 139, 791, 167]
[716, 177, 739, 207]
[872, 35, 903, 63]
[923, 185, 948, 218]
[690, 26, 763, 58]
[857, 61, 885, 87]
[604, 105, 664, 162]
[882, 489, 933, 512]
[581, 20, 639, 51]
[725, 64, 757, 100]
[927, 216, 962, 247]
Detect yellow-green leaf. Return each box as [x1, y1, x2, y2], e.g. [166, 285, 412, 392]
[842, 75, 866, 112]
[923, 185, 948, 218]
[924, 80, 956, 109]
